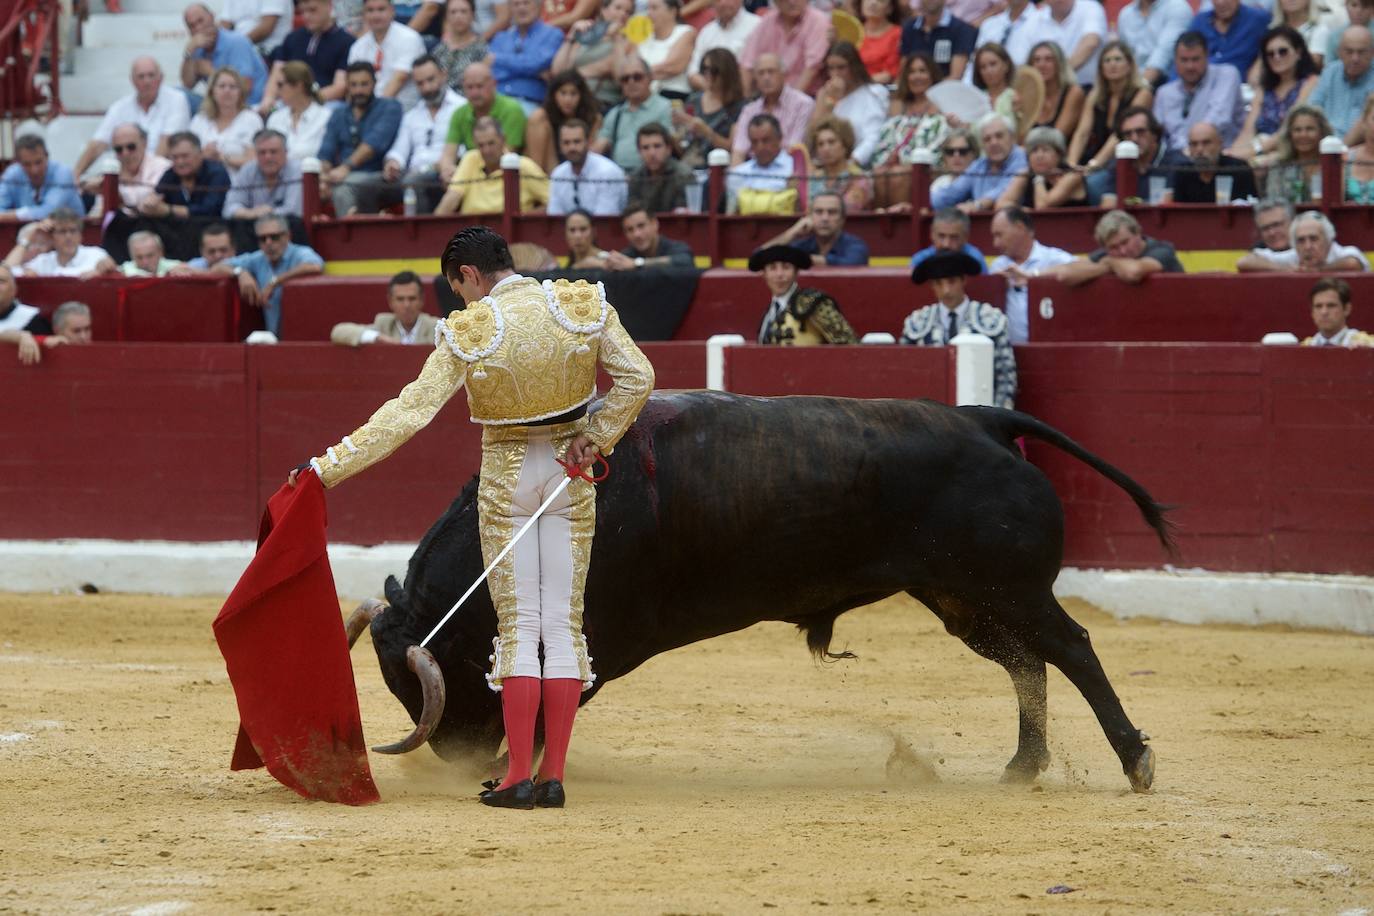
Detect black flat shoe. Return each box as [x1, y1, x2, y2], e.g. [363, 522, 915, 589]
[533, 778, 565, 808]
[479, 778, 535, 809]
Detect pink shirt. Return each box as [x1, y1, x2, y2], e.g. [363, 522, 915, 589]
[739, 6, 830, 94]
[731, 85, 816, 156]
[120, 153, 172, 214]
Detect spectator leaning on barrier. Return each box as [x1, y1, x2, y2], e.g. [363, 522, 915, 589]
[261, 0, 355, 110]
[146, 132, 232, 220]
[1303, 277, 1374, 346]
[910, 207, 988, 274]
[762, 192, 871, 266]
[727, 113, 796, 213]
[740, 0, 830, 92]
[595, 55, 674, 172]
[1094, 106, 1189, 207]
[1236, 198, 1295, 270]
[435, 117, 550, 214]
[1241, 211, 1371, 272]
[547, 119, 628, 216]
[1189, 0, 1270, 76]
[1309, 25, 1374, 144]
[1049, 209, 1185, 286]
[318, 63, 405, 216]
[0, 269, 91, 366]
[50, 301, 94, 345]
[605, 204, 696, 270]
[75, 57, 191, 181]
[625, 123, 694, 214]
[4, 208, 117, 278]
[214, 213, 325, 335]
[120, 231, 186, 277]
[489, 0, 564, 113]
[442, 62, 529, 177]
[729, 53, 814, 165]
[989, 205, 1075, 344]
[749, 245, 857, 345]
[1153, 32, 1245, 150]
[898, 0, 978, 80]
[331, 270, 439, 345]
[1117, 0, 1194, 86]
[220, 0, 292, 56]
[931, 113, 1027, 212]
[224, 129, 305, 219]
[182, 3, 270, 107]
[347, 0, 428, 110]
[0, 135, 86, 224]
[903, 251, 1017, 409]
[186, 222, 238, 269]
[1174, 121, 1258, 203]
[382, 54, 466, 213]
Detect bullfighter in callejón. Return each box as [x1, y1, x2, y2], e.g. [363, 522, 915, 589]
[290, 226, 654, 809]
[749, 245, 859, 346]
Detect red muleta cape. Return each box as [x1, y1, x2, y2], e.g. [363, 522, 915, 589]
[213, 474, 381, 805]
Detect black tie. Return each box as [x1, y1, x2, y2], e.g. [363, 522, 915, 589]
[947, 309, 958, 342]
[572, 176, 581, 209]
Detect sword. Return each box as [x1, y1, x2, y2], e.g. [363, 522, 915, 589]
[419, 453, 610, 649]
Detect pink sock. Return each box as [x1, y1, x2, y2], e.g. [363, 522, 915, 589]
[497, 676, 540, 790]
[537, 678, 582, 783]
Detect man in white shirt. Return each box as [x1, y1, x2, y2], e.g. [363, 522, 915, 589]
[382, 54, 465, 212]
[547, 120, 628, 217]
[988, 205, 1075, 344]
[727, 113, 796, 212]
[73, 57, 190, 180]
[3, 208, 117, 278]
[1117, 0, 1195, 85]
[330, 271, 440, 345]
[348, 0, 428, 111]
[1239, 211, 1370, 273]
[1303, 278, 1374, 347]
[688, 0, 760, 91]
[973, 0, 1041, 67]
[220, 0, 292, 54]
[1020, 0, 1107, 85]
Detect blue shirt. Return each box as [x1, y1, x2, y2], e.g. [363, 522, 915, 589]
[318, 96, 404, 172]
[154, 158, 232, 217]
[1188, 5, 1268, 75]
[899, 10, 977, 76]
[193, 28, 270, 105]
[271, 25, 355, 90]
[930, 146, 1029, 210]
[794, 231, 870, 266]
[0, 160, 85, 221]
[1309, 61, 1374, 138]
[488, 21, 563, 104]
[909, 242, 988, 274]
[229, 242, 325, 333]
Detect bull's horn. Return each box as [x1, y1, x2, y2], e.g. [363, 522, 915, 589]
[345, 598, 388, 648]
[372, 645, 446, 755]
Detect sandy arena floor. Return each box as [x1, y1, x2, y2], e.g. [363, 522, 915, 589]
[1, 590, 1371, 914]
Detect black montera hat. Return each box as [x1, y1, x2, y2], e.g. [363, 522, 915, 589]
[911, 250, 983, 284]
[748, 245, 813, 272]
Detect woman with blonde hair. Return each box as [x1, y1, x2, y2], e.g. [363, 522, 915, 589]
[1262, 103, 1333, 202]
[1027, 41, 1084, 139]
[190, 67, 263, 178]
[1343, 95, 1374, 203]
[1067, 40, 1152, 173]
[806, 116, 874, 211]
[265, 61, 331, 160]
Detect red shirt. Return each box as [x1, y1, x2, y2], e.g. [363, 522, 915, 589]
[859, 25, 900, 81]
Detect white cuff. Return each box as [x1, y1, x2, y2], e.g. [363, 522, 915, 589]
[359, 328, 380, 344]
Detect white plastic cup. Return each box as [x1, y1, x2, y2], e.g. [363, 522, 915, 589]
[1148, 175, 1167, 205]
[1215, 174, 1233, 204]
[1310, 172, 1323, 202]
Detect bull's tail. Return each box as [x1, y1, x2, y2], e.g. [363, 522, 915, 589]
[963, 407, 1179, 559]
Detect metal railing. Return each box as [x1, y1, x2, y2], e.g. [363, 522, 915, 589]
[0, 0, 63, 137]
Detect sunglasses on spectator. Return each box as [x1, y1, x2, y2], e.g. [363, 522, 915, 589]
[618, 72, 646, 83]
[1265, 46, 1291, 59]
[256, 231, 287, 242]
[944, 146, 972, 155]
[113, 143, 139, 153]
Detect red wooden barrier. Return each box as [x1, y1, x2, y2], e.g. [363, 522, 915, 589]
[725, 345, 951, 401]
[1026, 273, 1374, 342]
[16, 274, 249, 342]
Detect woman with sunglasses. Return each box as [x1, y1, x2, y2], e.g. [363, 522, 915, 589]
[1270, 0, 1335, 68]
[1228, 27, 1319, 162]
[552, 0, 636, 109]
[265, 61, 331, 160]
[673, 48, 745, 169]
[525, 71, 604, 173]
[927, 127, 980, 201]
[1067, 40, 1152, 173]
[871, 52, 948, 208]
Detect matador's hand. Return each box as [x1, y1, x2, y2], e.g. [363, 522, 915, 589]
[565, 434, 599, 470]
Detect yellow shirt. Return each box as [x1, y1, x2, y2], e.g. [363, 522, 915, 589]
[449, 151, 549, 214]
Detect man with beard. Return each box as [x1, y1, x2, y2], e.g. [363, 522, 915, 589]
[547, 119, 627, 217]
[1173, 121, 1256, 204]
[318, 62, 404, 216]
[382, 55, 466, 213]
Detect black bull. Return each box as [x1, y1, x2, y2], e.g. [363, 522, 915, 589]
[356, 391, 1175, 792]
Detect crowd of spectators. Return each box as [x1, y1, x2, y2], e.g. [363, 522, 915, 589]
[5, 0, 1374, 363]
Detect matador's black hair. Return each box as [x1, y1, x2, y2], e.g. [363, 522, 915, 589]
[441, 226, 514, 281]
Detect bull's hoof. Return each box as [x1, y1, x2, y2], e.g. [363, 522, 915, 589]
[1126, 745, 1156, 793]
[1000, 750, 1050, 784]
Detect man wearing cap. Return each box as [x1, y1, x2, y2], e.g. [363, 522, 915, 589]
[902, 250, 1017, 408]
[750, 245, 857, 345]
